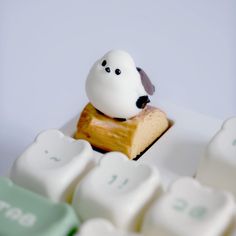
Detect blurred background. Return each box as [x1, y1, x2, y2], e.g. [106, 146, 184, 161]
[0, 0, 236, 173]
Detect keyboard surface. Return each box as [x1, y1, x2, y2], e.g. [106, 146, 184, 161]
[2, 101, 236, 236]
[61, 100, 222, 188]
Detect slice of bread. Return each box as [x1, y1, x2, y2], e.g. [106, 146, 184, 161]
[75, 103, 169, 159]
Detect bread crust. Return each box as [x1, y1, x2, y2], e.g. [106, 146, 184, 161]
[75, 103, 169, 159]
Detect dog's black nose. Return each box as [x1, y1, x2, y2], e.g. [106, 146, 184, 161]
[136, 96, 150, 109]
[105, 67, 110, 73]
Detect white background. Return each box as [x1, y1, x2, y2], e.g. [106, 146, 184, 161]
[0, 0, 236, 174]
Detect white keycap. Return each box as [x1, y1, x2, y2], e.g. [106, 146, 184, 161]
[142, 177, 235, 236]
[10, 129, 94, 202]
[78, 218, 142, 236]
[197, 117, 236, 196]
[72, 152, 161, 231]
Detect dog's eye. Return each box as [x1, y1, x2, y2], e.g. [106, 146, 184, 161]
[101, 60, 107, 67]
[115, 69, 121, 75]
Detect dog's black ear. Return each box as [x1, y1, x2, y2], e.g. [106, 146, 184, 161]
[137, 67, 155, 95]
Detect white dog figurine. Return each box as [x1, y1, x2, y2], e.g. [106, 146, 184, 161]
[86, 50, 155, 120]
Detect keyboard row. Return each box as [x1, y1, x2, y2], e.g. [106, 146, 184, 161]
[1, 116, 236, 236]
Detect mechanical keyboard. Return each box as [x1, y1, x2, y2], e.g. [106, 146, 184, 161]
[1, 100, 236, 236]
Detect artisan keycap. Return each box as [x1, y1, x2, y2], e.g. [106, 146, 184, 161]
[10, 129, 94, 202]
[197, 117, 236, 197]
[72, 152, 161, 231]
[0, 177, 79, 236]
[79, 218, 142, 236]
[142, 177, 235, 236]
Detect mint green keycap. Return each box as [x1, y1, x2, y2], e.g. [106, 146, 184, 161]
[0, 177, 79, 236]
